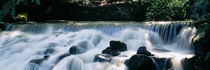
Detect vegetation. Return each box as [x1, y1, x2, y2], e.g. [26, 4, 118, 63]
[0, 0, 209, 22]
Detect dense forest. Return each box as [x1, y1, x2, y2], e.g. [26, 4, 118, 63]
[0, 0, 209, 22]
[0, 0, 210, 70]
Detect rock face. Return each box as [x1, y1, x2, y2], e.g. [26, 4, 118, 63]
[69, 46, 81, 55]
[182, 23, 210, 70]
[137, 46, 152, 56]
[102, 41, 127, 56]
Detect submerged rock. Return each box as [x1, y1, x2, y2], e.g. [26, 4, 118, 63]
[102, 40, 127, 56]
[30, 58, 48, 65]
[137, 46, 152, 56]
[69, 46, 81, 55]
[57, 53, 70, 62]
[44, 48, 56, 56]
[94, 54, 112, 62]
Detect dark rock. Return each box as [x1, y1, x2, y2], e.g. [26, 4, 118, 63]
[44, 56, 49, 59]
[94, 54, 112, 62]
[0, 24, 6, 31]
[182, 57, 196, 70]
[30, 58, 47, 65]
[110, 40, 127, 51]
[127, 54, 173, 70]
[58, 53, 70, 61]
[102, 47, 120, 56]
[102, 41, 127, 56]
[191, 23, 210, 70]
[166, 58, 173, 70]
[69, 46, 81, 55]
[151, 57, 173, 70]
[128, 54, 156, 70]
[55, 53, 71, 64]
[137, 46, 152, 56]
[44, 48, 55, 56]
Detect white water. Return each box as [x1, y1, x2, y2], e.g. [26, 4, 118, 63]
[0, 22, 196, 70]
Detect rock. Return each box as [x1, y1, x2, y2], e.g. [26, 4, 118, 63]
[102, 47, 120, 56]
[58, 53, 70, 61]
[127, 54, 173, 70]
[94, 54, 112, 62]
[30, 58, 47, 65]
[166, 58, 173, 70]
[110, 40, 127, 51]
[102, 41, 127, 56]
[191, 23, 210, 70]
[128, 54, 156, 70]
[137, 46, 152, 56]
[55, 53, 71, 63]
[69, 46, 81, 55]
[0, 24, 6, 31]
[44, 48, 55, 56]
[182, 57, 196, 70]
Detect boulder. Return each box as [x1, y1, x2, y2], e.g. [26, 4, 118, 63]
[102, 47, 120, 56]
[110, 40, 127, 51]
[182, 57, 196, 70]
[137, 46, 152, 56]
[94, 54, 112, 62]
[127, 54, 156, 70]
[102, 40, 127, 56]
[69, 46, 81, 55]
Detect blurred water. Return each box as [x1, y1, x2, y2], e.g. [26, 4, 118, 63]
[0, 21, 195, 70]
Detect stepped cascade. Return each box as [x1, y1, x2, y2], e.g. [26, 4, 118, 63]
[0, 22, 196, 70]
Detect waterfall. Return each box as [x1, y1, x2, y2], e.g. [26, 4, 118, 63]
[0, 21, 195, 70]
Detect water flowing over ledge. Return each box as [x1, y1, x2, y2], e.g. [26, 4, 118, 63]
[0, 21, 196, 70]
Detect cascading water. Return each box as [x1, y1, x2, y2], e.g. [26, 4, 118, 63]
[0, 21, 196, 70]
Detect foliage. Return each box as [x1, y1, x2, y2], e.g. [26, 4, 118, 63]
[0, 0, 40, 22]
[141, 0, 188, 21]
[186, 0, 208, 21]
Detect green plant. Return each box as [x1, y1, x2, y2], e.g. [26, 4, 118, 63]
[0, 0, 40, 23]
[142, 0, 187, 21]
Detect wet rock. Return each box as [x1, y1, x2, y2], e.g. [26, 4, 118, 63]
[137, 46, 152, 56]
[44, 48, 55, 56]
[30, 58, 47, 65]
[69, 46, 81, 55]
[166, 58, 173, 70]
[191, 23, 210, 70]
[48, 43, 58, 48]
[94, 54, 112, 62]
[182, 57, 195, 70]
[109, 40, 127, 51]
[102, 40, 127, 56]
[53, 53, 71, 64]
[58, 53, 70, 61]
[102, 47, 120, 56]
[127, 54, 156, 70]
